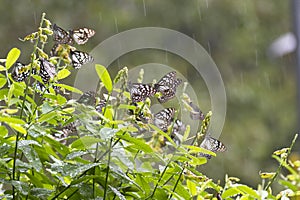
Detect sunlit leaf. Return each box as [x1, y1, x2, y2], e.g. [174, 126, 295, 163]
[37, 111, 57, 123]
[55, 83, 82, 94]
[95, 64, 113, 92]
[0, 65, 6, 71]
[0, 116, 26, 124]
[6, 48, 21, 70]
[8, 123, 27, 134]
[0, 77, 7, 89]
[117, 134, 153, 153]
[259, 172, 276, 179]
[57, 69, 71, 80]
[1, 108, 18, 114]
[0, 126, 8, 137]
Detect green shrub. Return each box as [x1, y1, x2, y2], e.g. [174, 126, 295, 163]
[0, 13, 299, 200]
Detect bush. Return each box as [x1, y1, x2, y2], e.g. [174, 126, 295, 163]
[0, 13, 299, 200]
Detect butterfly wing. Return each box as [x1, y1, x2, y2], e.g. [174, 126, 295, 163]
[71, 28, 96, 45]
[11, 62, 30, 82]
[154, 71, 182, 103]
[39, 58, 56, 84]
[189, 102, 205, 120]
[70, 50, 94, 69]
[77, 91, 96, 106]
[96, 99, 107, 113]
[199, 136, 226, 159]
[153, 107, 175, 132]
[129, 83, 156, 103]
[52, 24, 73, 44]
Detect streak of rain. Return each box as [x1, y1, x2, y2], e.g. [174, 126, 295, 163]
[143, 0, 147, 16]
[99, 12, 102, 22]
[165, 49, 169, 63]
[255, 50, 258, 67]
[114, 17, 119, 33]
[207, 41, 211, 55]
[263, 72, 271, 89]
[197, 0, 202, 21]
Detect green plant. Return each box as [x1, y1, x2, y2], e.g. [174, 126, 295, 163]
[0, 13, 299, 200]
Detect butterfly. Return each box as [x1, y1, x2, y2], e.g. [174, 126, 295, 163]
[153, 107, 176, 132]
[189, 101, 205, 121]
[128, 83, 157, 103]
[154, 71, 182, 103]
[95, 99, 107, 113]
[11, 62, 30, 82]
[52, 24, 73, 45]
[70, 50, 94, 69]
[77, 91, 96, 106]
[39, 58, 57, 84]
[199, 136, 226, 159]
[70, 28, 96, 45]
[171, 119, 186, 137]
[52, 121, 78, 144]
[52, 24, 95, 45]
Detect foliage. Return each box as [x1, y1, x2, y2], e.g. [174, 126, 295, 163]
[0, 13, 299, 200]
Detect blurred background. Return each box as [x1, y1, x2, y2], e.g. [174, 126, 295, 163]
[0, 0, 298, 191]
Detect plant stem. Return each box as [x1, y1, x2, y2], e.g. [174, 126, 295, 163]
[103, 137, 113, 200]
[168, 164, 186, 200]
[12, 12, 46, 199]
[265, 133, 298, 190]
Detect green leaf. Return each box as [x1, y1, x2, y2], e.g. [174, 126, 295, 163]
[18, 145, 43, 171]
[55, 83, 82, 94]
[11, 180, 29, 195]
[18, 140, 41, 147]
[187, 180, 197, 196]
[0, 88, 9, 100]
[8, 123, 27, 134]
[136, 174, 151, 194]
[37, 111, 57, 123]
[0, 65, 6, 71]
[6, 48, 21, 70]
[71, 136, 103, 149]
[109, 186, 126, 200]
[57, 69, 71, 80]
[95, 64, 112, 92]
[222, 184, 259, 199]
[0, 126, 8, 137]
[0, 116, 26, 124]
[117, 134, 153, 153]
[222, 187, 240, 198]
[236, 185, 259, 198]
[0, 77, 7, 89]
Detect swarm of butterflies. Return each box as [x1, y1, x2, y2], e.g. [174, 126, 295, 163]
[11, 23, 95, 91]
[60, 71, 226, 159]
[9, 21, 226, 159]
